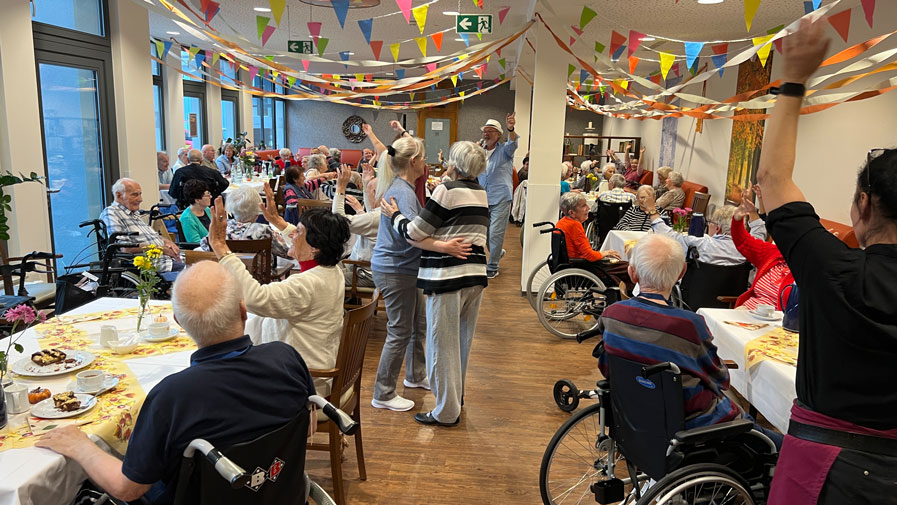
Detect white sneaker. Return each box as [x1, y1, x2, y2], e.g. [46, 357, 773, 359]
[371, 395, 414, 411]
[403, 378, 431, 390]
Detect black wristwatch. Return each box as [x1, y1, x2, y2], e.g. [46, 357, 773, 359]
[507, 127, 514, 132]
[770, 82, 806, 97]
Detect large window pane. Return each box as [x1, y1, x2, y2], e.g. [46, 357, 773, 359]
[263, 98, 274, 148]
[221, 62, 238, 86]
[39, 63, 105, 266]
[252, 97, 262, 147]
[150, 42, 161, 76]
[275, 100, 285, 149]
[222, 99, 236, 143]
[154, 84, 164, 151]
[183, 95, 203, 149]
[181, 50, 203, 82]
[32, 0, 104, 37]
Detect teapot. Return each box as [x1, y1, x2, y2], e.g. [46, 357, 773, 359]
[779, 282, 799, 333]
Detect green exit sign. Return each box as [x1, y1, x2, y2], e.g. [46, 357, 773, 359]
[287, 40, 313, 54]
[456, 14, 492, 34]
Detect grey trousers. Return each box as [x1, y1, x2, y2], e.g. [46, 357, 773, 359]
[372, 270, 428, 401]
[427, 285, 485, 423]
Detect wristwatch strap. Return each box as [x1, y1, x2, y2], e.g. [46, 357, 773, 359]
[770, 82, 806, 97]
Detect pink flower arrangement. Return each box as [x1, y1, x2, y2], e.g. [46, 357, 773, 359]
[3, 305, 41, 325]
[672, 207, 693, 232]
[1, 304, 46, 382]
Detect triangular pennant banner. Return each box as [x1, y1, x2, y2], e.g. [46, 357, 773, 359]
[161, 40, 173, 59]
[261, 25, 275, 46]
[476, 33, 483, 40]
[612, 44, 626, 61]
[460, 33, 470, 47]
[256, 16, 269, 40]
[569, 36, 576, 47]
[409, 91, 416, 102]
[649, 74, 662, 85]
[498, 6, 510, 25]
[332, 0, 349, 29]
[358, 18, 373, 44]
[628, 55, 639, 74]
[153, 40, 164, 59]
[580, 6, 597, 29]
[711, 43, 728, 76]
[340, 51, 351, 62]
[683, 41, 704, 70]
[301, 60, 309, 72]
[396, 69, 406, 79]
[571, 25, 584, 36]
[188, 46, 201, 60]
[395, 0, 412, 23]
[861, 0, 875, 28]
[609, 31, 627, 58]
[752, 34, 774, 67]
[744, 0, 761, 31]
[248, 65, 259, 82]
[659, 52, 675, 80]
[307, 22, 322, 44]
[287, 76, 296, 88]
[211, 52, 220, 67]
[813, 0, 822, 9]
[498, 57, 506, 68]
[672, 62, 680, 78]
[567, 64, 576, 79]
[767, 24, 785, 54]
[579, 69, 589, 84]
[269, 0, 285, 25]
[628, 30, 645, 57]
[451, 74, 458, 87]
[431, 32, 443, 52]
[426, 63, 438, 73]
[366, 40, 381, 60]
[412, 4, 428, 34]
[194, 52, 204, 69]
[389, 42, 401, 62]
[827, 8, 852, 42]
[595, 41, 605, 54]
[803, 1, 815, 14]
[474, 65, 484, 79]
[317, 37, 329, 57]
[415, 37, 427, 57]
[689, 56, 700, 75]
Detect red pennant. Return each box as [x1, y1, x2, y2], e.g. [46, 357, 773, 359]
[498, 6, 511, 25]
[860, 0, 875, 28]
[431, 32, 444, 52]
[571, 25, 584, 36]
[827, 8, 852, 42]
[649, 74, 662, 85]
[773, 38, 783, 54]
[628, 55, 639, 74]
[496, 47, 502, 58]
[609, 31, 627, 58]
[369, 40, 383, 60]
[671, 62, 680, 78]
[712, 43, 728, 55]
[569, 36, 576, 46]
[307, 22, 322, 44]
[365, 73, 373, 82]
[474, 65, 484, 79]
[628, 30, 645, 57]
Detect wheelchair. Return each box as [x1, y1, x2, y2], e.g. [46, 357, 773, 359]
[540, 342, 778, 505]
[525, 222, 621, 339]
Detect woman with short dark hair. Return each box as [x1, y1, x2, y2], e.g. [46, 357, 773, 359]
[178, 179, 211, 242]
[283, 165, 336, 225]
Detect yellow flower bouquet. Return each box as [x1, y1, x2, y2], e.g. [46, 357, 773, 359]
[132, 245, 162, 332]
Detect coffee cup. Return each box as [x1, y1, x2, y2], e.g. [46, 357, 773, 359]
[3, 383, 29, 414]
[100, 325, 118, 348]
[76, 370, 105, 392]
[755, 304, 775, 317]
[148, 321, 170, 338]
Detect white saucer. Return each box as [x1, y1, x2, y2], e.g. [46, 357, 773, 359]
[66, 376, 120, 395]
[748, 310, 781, 321]
[31, 394, 97, 419]
[141, 327, 180, 342]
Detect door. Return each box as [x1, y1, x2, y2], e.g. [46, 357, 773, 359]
[417, 106, 458, 165]
[35, 54, 116, 268]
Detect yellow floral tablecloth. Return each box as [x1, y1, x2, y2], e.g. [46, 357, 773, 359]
[744, 327, 799, 370]
[0, 305, 197, 454]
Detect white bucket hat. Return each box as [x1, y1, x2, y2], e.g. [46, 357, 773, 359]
[480, 119, 503, 135]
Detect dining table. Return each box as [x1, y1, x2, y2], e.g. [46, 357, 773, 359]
[696, 308, 797, 433]
[0, 298, 198, 505]
[600, 230, 648, 259]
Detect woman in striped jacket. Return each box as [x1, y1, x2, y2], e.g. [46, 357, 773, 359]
[380, 141, 489, 427]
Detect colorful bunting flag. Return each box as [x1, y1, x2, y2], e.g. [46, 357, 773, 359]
[803, 1, 815, 14]
[308, 22, 322, 44]
[498, 6, 511, 25]
[211, 52, 220, 66]
[569, 36, 576, 47]
[752, 34, 774, 67]
[861, 0, 875, 28]
[355, 73, 365, 82]
[370, 40, 383, 60]
[431, 32, 443, 52]
[612, 45, 626, 61]
[767, 24, 785, 53]
[579, 69, 589, 84]
[460, 33, 470, 47]
[684, 42, 704, 70]
[194, 51, 204, 69]
[628, 55, 639, 74]
[571, 25, 584, 36]
[301, 60, 309, 72]
[498, 57, 506, 68]
[339, 51, 351, 67]
[256, 16, 269, 40]
[567, 64, 576, 79]
[813, 0, 822, 9]
[188, 46, 201, 60]
[269, 0, 285, 25]
[474, 65, 484, 79]
[595, 41, 605, 54]
[610, 31, 626, 58]
[200, 0, 220, 23]
[161, 40, 173, 59]
[827, 8, 852, 42]
[153, 40, 164, 59]
[744, 0, 761, 31]
[396, 69, 406, 79]
[451, 74, 458, 87]
[248, 65, 259, 82]
[415, 37, 427, 57]
[389, 42, 401, 62]
[580, 6, 597, 29]
[317, 37, 329, 57]
[659, 52, 675, 80]
[476, 33, 483, 41]
[426, 63, 438, 73]
[262, 25, 276, 46]
[332, 0, 349, 29]
[287, 76, 295, 88]
[395, 0, 413, 23]
[628, 30, 645, 57]
[711, 43, 728, 76]
[412, 4, 428, 34]
[358, 19, 373, 44]
[672, 62, 680, 78]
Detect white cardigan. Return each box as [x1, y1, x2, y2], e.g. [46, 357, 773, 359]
[219, 229, 345, 395]
[332, 193, 380, 262]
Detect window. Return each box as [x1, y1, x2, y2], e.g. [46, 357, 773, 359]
[32, 0, 105, 37]
[220, 61, 239, 87]
[221, 90, 239, 142]
[251, 76, 287, 149]
[183, 51, 207, 148]
[181, 49, 203, 82]
[151, 43, 165, 151]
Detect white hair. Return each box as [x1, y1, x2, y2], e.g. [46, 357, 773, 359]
[668, 171, 684, 187]
[637, 184, 655, 199]
[580, 160, 593, 171]
[330, 148, 341, 161]
[171, 261, 243, 347]
[609, 174, 626, 189]
[711, 205, 738, 235]
[307, 154, 327, 172]
[561, 164, 569, 178]
[630, 234, 686, 292]
[560, 191, 586, 215]
[225, 185, 262, 222]
[446, 141, 487, 179]
[111, 178, 137, 198]
[279, 148, 292, 159]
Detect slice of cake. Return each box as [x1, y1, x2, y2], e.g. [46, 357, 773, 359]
[52, 391, 81, 412]
[31, 349, 67, 366]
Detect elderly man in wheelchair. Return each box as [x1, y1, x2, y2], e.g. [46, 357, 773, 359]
[36, 262, 352, 505]
[540, 234, 780, 505]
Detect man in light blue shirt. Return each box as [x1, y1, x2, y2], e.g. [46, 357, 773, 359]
[477, 113, 518, 278]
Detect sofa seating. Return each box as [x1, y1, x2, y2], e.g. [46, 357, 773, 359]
[681, 181, 709, 209]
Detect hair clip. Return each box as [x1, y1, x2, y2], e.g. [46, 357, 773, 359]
[387, 146, 396, 156]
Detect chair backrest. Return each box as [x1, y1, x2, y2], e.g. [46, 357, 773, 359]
[330, 291, 380, 411]
[173, 409, 310, 505]
[819, 218, 859, 248]
[691, 192, 710, 215]
[185, 250, 218, 266]
[292, 198, 333, 219]
[226, 239, 272, 284]
[681, 181, 709, 209]
[549, 229, 570, 272]
[338, 149, 363, 167]
[639, 171, 653, 186]
[598, 200, 632, 244]
[679, 256, 751, 311]
[606, 354, 685, 481]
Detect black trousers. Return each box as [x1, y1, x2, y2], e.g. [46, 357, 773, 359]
[818, 448, 897, 504]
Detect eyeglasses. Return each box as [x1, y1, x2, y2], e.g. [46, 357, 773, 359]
[865, 148, 885, 194]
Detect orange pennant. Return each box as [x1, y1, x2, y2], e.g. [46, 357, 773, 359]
[431, 32, 444, 52]
[628, 55, 639, 75]
[828, 8, 852, 42]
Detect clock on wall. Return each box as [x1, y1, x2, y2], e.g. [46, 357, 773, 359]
[342, 115, 367, 144]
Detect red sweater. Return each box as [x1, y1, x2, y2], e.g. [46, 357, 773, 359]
[730, 216, 794, 310]
[556, 216, 603, 262]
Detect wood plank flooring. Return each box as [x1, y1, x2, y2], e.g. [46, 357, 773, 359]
[305, 223, 601, 504]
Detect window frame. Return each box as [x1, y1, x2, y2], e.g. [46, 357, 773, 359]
[151, 43, 165, 151]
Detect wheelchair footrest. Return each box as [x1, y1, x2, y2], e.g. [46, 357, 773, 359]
[591, 478, 624, 504]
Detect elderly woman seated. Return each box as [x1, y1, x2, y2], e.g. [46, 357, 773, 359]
[199, 185, 290, 261]
[178, 179, 212, 243]
[654, 166, 673, 198]
[598, 174, 636, 204]
[560, 163, 575, 195]
[275, 147, 293, 172]
[206, 185, 351, 395]
[556, 192, 622, 282]
[614, 185, 668, 232]
[283, 165, 337, 225]
[647, 200, 748, 266]
[656, 170, 685, 210]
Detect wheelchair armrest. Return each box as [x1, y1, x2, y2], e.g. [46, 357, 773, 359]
[308, 395, 358, 435]
[182, 439, 249, 489]
[177, 242, 201, 250]
[672, 418, 754, 446]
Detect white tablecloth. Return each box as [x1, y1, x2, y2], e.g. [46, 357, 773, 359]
[223, 179, 266, 195]
[697, 308, 797, 433]
[600, 230, 648, 259]
[0, 299, 192, 505]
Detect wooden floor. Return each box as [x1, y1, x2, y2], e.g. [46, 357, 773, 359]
[305, 223, 601, 504]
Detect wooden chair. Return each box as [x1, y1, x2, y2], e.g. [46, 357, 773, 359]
[293, 198, 333, 217]
[273, 175, 286, 213]
[308, 290, 379, 505]
[343, 259, 377, 310]
[184, 250, 218, 266]
[226, 239, 272, 284]
[691, 192, 710, 215]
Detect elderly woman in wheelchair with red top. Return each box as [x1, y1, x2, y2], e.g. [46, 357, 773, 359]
[555, 192, 625, 284]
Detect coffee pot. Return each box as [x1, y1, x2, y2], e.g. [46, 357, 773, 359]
[779, 282, 800, 333]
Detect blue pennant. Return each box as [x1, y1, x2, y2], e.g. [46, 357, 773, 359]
[711, 54, 727, 77]
[684, 42, 704, 71]
[332, 0, 349, 29]
[357, 18, 373, 45]
[460, 33, 470, 47]
[611, 44, 626, 61]
[395, 69, 406, 79]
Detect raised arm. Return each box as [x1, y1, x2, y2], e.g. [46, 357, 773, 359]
[362, 123, 387, 154]
[756, 18, 829, 213]
[506, 112, 518, 143]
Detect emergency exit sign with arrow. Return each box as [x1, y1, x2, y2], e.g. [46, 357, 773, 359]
[288, 40, 313, 54]
[456, 14, 492, 34]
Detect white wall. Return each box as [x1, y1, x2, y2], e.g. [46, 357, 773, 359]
[601, 1, 897, 224]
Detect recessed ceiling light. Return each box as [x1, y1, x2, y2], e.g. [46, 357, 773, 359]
[166, 31, 180, 35]
[443, 11, 460, 15]
[455, 38, 465, 42]
[254, 7, 272, 12]
[697, 0, 724, 4]
[640, 36, 656, 41]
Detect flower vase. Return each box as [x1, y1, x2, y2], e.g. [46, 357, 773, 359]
[136, 295, 149, 333]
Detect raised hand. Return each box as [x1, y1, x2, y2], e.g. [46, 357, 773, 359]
[389, 120, 403, 132]
[336, 165, 352, 192]
[345, 195, 364, 213]
[506, 112, 516, 130]
[259, 182, 288, 231]
[208, 196, 229, 257]
[361, 162, 375, 186]
[783, 18, 830, 84]
[362, 123, 373, 136]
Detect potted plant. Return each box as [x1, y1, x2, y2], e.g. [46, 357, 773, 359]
[0, 171, 44, 258]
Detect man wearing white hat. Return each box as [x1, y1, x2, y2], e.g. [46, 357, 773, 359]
[477, 112, 518, 278]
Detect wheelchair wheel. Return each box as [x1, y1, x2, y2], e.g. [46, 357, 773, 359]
[307, 480, 337, 505]
[536, 269, 605, 339]
[552, 379, 580, 412]
[526, 259, 552, 311]
[110, 271, 141, 298]
[540, 403, 640, 505]
[585, 220, 601, 249]
[635, 463, 755, 504]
